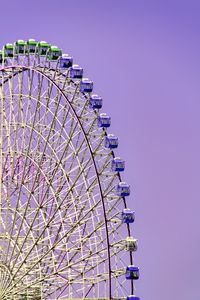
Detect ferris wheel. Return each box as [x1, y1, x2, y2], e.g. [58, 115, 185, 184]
[0, 39, 139, 300]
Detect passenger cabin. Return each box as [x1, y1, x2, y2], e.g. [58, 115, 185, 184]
[4, 43, 14, 58]
[127, 295, 140, 300]
[121, 208, 135, 224]
[15, 40, 26, 55]
[89, 94, 103, 109]
[70, 65, 83, 79]
[111, 157, 125, 172]
[37, 41, 50, 56]
[125, 237, 138, 252]
[27, 39, 37, 54]
[48, 46, 62, 61]
[98, 113, 111, 128]
[0, 51, 3, 63]
[105, 134, 118, 149]
[80, 78, 93, 92]
[117, 182, 130, 196]
[59, 54, 73, 69]
[126, 266, 139, 280]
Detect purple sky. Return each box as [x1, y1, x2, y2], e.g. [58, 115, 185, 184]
[1, 1, 200, 299]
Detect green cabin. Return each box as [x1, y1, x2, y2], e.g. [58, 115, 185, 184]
[26, 39, 38, 54]
[4, 43, 14, 58]
[48, 46, 62, 61]
[15, 39, 26, 55]
[0, 50, 3, 63]
[37, 41, 50, 56]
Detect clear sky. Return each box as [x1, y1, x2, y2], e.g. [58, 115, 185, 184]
[1, 0, 200, 299]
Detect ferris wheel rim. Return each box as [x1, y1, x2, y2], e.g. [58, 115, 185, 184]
[0, 44, 137, 299]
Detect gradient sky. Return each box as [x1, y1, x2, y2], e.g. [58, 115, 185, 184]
[1, 1, 200, 299]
